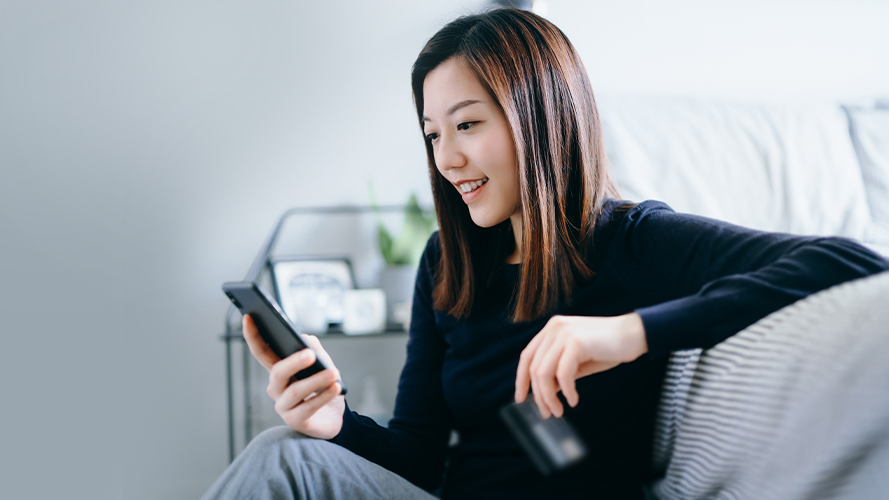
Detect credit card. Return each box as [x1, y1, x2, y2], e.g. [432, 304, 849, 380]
[500, 398, 588, 476]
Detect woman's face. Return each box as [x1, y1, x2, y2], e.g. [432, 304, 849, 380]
[422, 58, 521, 228]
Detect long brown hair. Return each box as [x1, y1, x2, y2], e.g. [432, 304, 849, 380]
[411, 8, 623, 322]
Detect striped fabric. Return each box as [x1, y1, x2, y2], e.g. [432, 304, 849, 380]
[650, 271, 889, 500]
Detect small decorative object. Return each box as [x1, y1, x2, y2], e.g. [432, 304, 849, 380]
[369, 189, 437, 330]
[342, 289, 387, 335]
[271, 257, 355, 335]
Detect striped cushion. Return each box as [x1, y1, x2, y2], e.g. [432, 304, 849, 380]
[650, 271, 889, 499]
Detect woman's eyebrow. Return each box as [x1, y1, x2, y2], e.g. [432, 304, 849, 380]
[422, 99, 482, 123]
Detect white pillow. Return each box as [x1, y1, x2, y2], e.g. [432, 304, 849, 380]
[846, 106, 889, 245]
[597, 95, 873, 240]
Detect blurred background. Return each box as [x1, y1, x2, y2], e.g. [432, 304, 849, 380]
[1, 0, 887, 499]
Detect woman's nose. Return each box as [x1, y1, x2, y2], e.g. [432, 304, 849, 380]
[436, 134, 467, 171]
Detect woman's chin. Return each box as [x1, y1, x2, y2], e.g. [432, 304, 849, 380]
[468, 208, 506, 228]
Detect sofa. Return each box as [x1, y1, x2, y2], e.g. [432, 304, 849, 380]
[597, 95, 889, 499]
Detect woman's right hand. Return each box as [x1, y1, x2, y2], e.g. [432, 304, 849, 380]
[242, 314, 346, 440]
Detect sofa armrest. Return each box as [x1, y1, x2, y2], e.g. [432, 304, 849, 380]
[651, 271, 889, 499]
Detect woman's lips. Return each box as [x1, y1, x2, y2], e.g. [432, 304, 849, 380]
[461, 181, 486, 204]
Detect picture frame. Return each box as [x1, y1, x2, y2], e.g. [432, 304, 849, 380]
[269, 256, 356, 335]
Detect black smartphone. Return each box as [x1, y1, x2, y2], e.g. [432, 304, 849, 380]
[223, 281, 347, 395]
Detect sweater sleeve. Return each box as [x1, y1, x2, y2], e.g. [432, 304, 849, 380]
[330, 232, 451, 492]
[617, 201, 889, 357]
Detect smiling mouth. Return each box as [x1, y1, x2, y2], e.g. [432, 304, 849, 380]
[457, 177, 489, 194]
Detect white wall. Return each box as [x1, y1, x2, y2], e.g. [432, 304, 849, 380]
[1, 1, 887, 499]
[0, 1, 483, 499]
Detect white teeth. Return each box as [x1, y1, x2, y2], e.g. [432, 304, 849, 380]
[459, 177, 489, 194]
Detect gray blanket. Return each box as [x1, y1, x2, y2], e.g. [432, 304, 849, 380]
[651, 271, 889, 500]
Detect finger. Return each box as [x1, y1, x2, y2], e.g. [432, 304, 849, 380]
[515, 331, 546, 403]
[529, 332, 558, 418]
[302, 335, 340, 377]
[556, 346, 580, 408]
[242, 315, 279, 371]
[285, 382, 341, 424]
[534, 337, 566, 418]
[515, 350, 533, 403]
[577, 359, 621, 377]
[275, 369, 338, 414]
[268, 349, 317, 399]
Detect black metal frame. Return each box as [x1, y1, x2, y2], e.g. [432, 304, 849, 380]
[219, 204, 429, 463]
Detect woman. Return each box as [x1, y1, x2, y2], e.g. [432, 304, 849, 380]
[203, 8, 889, 500]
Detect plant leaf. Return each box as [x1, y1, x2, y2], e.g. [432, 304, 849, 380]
[378, 224, 394, 265]
[391, 193, 436, 266]
[368, 181, 397, 266]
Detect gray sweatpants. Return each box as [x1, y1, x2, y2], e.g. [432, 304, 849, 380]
[201, 426, 438, 500]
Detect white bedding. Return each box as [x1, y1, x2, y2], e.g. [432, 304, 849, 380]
[846, 105, 889, 255]
[597, 95, 874, 242]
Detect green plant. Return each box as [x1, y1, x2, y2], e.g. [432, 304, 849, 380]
[369, 188, 436, 266]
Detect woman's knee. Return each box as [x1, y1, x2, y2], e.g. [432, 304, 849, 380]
[242, 426, 310, 458]
[202, 427, 315, 500]
[243, 427, 349, 465]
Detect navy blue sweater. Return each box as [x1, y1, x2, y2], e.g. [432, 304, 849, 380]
[332, 199, 889, 499]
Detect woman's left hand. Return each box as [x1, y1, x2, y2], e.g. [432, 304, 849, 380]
[514, 313, 648, 418]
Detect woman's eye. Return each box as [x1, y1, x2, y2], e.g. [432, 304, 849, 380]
[425, 133, 439, 142]
[457, 121, 477, 131]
